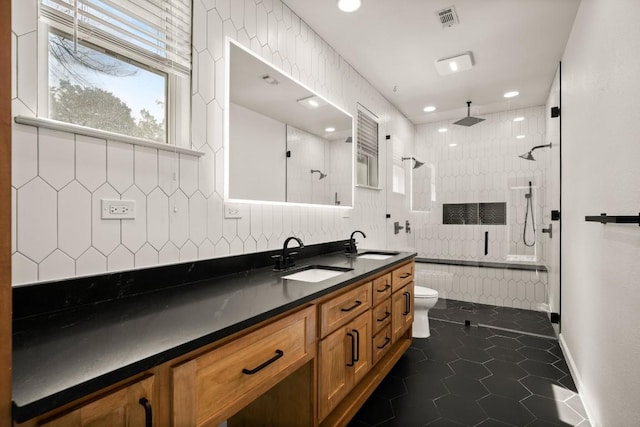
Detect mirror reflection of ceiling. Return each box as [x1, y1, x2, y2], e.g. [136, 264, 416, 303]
[229, 43, 352, 140]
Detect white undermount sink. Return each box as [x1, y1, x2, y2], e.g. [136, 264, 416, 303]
[282, 266, 352, 283]
[357, 254, 394, 260]
[356, 251, 399, 260]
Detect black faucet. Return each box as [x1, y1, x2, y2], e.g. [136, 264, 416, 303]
[273, 236, 304, 270]
[345, 230, 366, 256]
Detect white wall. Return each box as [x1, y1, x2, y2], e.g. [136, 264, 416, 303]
[11, 0, 414, 284]
[560, 0, 640, 425]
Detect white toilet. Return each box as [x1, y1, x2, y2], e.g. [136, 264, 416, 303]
[413, 286, 439, 338]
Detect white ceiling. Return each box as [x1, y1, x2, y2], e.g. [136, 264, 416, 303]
[282, 0, 581, 124]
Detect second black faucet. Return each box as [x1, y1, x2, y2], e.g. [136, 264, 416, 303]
[345, 230, 366, 256]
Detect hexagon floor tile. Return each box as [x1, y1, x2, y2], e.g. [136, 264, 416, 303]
[431, 298, 556, 338]
[348, 315, 588, 427]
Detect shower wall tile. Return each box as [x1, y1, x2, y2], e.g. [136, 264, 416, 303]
[11, 0, 410, 285]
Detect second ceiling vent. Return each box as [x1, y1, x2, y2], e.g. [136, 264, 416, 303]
[435, 5, 460, 28]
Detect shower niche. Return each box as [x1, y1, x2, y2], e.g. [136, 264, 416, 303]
[226, 40, 354, 207]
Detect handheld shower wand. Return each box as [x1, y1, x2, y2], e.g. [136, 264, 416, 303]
[523, 181, 536, 247]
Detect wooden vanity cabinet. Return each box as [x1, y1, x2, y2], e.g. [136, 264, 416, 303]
[172, 305, 316, 427]
[37, 376, 155, 427]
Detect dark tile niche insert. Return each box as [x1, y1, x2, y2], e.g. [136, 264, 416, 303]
[443, 202, 507, 225]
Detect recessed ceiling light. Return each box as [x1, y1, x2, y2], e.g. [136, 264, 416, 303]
[504, 91, 519, 98]
[438, 128, 448, 133]
[423, 106, 436, 112]
[449, 61, 458, 72]
[513, 117, 525, 122]
[516, 135, 525, 139]
[325, 127, 335, 132]
[297, 95, 326, 109]
[338, 0, 361, 12]
[449, 143, 457, 147]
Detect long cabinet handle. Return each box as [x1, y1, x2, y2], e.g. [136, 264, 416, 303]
[399, 272, 412, 279]
[138, 397, 152, 427]
[242, 349, 284, 375]
[403, 292, 411, 315]
[377, 337, 391, 350]
[376, 284, 391, 293]
[346, 333, 355, 367]
[352, 329, 360, 362]
[377, 311, 391, 322]
[340, 300, 362, 312]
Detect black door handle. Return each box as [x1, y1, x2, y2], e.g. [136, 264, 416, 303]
[139, 397, 152, 427]
[352, 329, 360, 362]
[377, 284, 391, 293]
[341, 300, 362, 312]
[377, 311, 391, 322]
[399, 272, 411, 279]
[403, 291, 411, 315]
[346, 332, 355, 366]
[242, 349, 284, 375]
[377, 337, 391, 350]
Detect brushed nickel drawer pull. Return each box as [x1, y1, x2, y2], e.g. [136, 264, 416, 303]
[377, 337, 391, 350]
[341, 300, 362, 312]
[242, 349, 284, 375]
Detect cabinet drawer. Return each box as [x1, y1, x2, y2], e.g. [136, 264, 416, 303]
[372, 273, 392, 305]
[371, 297, 392, 335]
[392, 262, 414, 292]
[172, 306, 316, 427]
[320, 282, 372, 338]
[372, 325, 393, 365]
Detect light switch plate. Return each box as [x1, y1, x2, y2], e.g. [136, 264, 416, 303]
[101, 199, 136, 220]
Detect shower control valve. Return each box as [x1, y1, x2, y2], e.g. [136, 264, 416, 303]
[405, 220, 411, 234]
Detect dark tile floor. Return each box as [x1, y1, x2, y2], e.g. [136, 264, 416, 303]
[430, 299, 557, 338]
[348, 319, 589, 427]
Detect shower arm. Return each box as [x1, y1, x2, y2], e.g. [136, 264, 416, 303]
[530, 143, 552, 153]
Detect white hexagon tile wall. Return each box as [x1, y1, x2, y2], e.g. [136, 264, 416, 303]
[10, 0, 415, 285]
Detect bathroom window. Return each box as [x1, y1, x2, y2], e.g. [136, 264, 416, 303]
[38, 0, 192, 144]
[356, 107, 379, 188]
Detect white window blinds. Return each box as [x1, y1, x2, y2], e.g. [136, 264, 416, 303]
[357, 109, 378, 158]
[40, 0, 192, 76]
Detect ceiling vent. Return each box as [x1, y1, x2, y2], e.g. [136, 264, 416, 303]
[436, 6, 459, 28]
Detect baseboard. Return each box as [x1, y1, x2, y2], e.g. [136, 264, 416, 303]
[558, 333, 597, 427]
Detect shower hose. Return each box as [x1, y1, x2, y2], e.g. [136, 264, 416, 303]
[523, 182, 536, 247]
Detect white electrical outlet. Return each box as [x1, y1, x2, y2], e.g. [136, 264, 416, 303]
[224, 202, 246, 219]
[102, 199, 136, 220]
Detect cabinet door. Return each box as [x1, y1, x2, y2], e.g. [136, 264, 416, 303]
[318, 311, 371, 421]
[392, 282, 415, 342]
[42, 376, 154, 427]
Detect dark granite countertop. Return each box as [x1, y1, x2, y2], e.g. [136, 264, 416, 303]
[12, 247, 416, 422]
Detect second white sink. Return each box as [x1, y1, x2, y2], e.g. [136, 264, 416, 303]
[282, 266, 351, 283]
[357, 254, 394, 260]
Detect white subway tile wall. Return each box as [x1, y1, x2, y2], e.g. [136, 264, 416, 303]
[416, 263, 548, 311]
[11, 0, 412, 284]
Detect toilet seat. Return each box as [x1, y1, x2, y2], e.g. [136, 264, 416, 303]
[415, 286, 438, 298]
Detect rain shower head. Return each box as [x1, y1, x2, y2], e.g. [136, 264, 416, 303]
[518, 143, 552, 161]
[401, 157, 425, 169]
[310, 169, 327, 179]
[453, 101, 485, 126]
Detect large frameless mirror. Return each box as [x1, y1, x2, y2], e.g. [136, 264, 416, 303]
[226, 40, 354, 207]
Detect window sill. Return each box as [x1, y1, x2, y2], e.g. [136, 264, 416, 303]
[14, 116, 205, 157]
